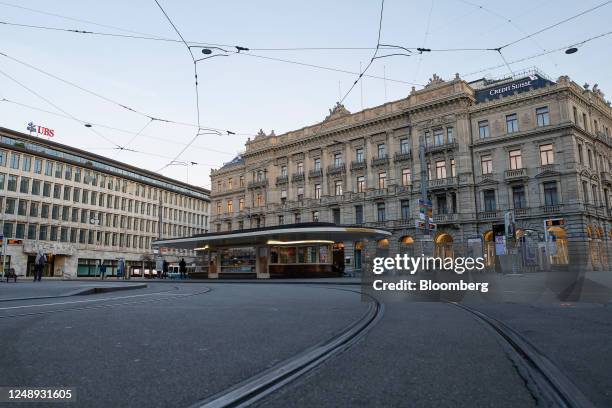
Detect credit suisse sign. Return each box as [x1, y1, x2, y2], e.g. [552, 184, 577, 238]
[475, 74, 554, 103]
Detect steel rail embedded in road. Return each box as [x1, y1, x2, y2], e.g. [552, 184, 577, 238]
[451, 302, 595, 408]
[0, 286, 212, 320]
[192, 288, 383, 408]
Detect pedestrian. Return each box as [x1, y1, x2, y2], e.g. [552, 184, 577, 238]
[163, 260, 169, 280]
[99, 261, 106, 280]
[7, 267, 16, 283]
[179, 258, 187, 280]
[34, 250, 46, 282]
[117, 259, 125, 280]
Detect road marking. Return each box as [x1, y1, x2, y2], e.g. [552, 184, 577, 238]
[0, 290, 180, 310]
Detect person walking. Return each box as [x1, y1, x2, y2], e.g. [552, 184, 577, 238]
[99, 261, 106, 280]
[179, 258, 187, 280]
[34, 250, 46, 282]
[117, 259, 125, 280]
[162, 260, 169, 280]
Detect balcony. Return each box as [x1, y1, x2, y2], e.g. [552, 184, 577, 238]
[426, 141, 458, 154]
[367, 188, 389, 198]
[513, 208, 530, 217]
[540, 204, 563, 214]
[322, 195, 344, 204]
[350, 160, 367, 171]
[247, 179, 268, 189]
[307, 169, 322, 179]
[371, 155, 389, 167]
[327, 164, 346, 176]
[479, 210, 500, 220]
[428, 177, 458, 190]
[537, 164, 559, 175]
[433, 213, 458, 223]
[393, 151, 412, 162]
[275, 175, 288, 185]
[504, 168, 528, 181]
[396, 185, 412, 195]
[292, 172, 305, 182]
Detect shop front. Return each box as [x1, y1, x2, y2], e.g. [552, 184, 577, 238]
[153, 223, 391, 279]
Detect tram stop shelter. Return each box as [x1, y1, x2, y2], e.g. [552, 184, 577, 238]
[153, 222, 391, 279]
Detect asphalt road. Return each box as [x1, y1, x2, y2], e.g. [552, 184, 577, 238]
[0, 281, 610, 407]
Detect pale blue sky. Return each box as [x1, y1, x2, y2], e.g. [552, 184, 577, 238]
[1, 0, 610, 188]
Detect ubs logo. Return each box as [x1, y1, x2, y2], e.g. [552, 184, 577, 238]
[27, 122, 55, 137]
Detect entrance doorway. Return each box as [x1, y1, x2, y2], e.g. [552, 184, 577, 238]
[332, 242, 345, 275]
[434, 233, 454, 258]
[27, 254, 55, 277]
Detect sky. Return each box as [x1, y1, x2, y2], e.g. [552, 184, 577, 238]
[1, 0, 611, 189]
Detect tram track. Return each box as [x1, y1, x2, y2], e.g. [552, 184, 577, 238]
[0, 286, 212, 320]
[191, 287, 383, 408]
[450, 302, 595, 408]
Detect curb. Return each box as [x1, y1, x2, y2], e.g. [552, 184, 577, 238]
[0, 283, 148, 303]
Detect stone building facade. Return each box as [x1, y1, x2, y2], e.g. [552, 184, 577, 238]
[210, 71, 612, 273]
[0, 128, 210, 278]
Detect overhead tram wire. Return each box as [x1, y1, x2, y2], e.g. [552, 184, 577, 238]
[0, 97, 237, 157]
[412, 0, 435, 84]
[153, 0, 221, 172]
[0, 50, 236, 135]
[0, 67, 121, 149]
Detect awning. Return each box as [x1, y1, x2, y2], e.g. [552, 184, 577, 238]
[153, 222, 391, 250]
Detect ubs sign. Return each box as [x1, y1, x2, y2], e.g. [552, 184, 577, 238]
[475, 74, 554, 103]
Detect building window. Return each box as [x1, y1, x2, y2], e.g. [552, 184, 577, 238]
[582, 113, 588, 131]
[216, 202, 222, 215]
[512, 185, 526, 209]
[356, 176, 365, 193]
[227, 200, 233, 213]
[483, 190, 496, 212]
[539, 144, 554, 165]
[401, 200, 410, 220]
[297, 187, 304, 200]
[297, 162, 304, 174]
[10, 152, 20, 169]
[332, 208, 340, 224]
[377, 202, 386, 222]
[256, 170, 264, 182]
[30, 202, 39, 217]
[577, 143, 583, 164]
[314, 158, 321, 170]
[378, 172, 386, 189]
[450, 159, 456, 177]
[587, 149, 593, 169]
[377, 143, 386, 158]
[544, 182, 559, 206]
[447, 127, 454, 143]
[239, 198, 244, 211]
[433, 129, 444, 146]
[435, 160, 447, 179]
[536, 106, 550, 127]
[239, 176, 244, 187]
[256, 193, 264, 207]
[312, 211, 319, 222]
[333, 153, 342, 167]
[22, 156, 31, 172]
[334, 180, 343, 196]
[509, 149, 522, 170]
[31, 179, 41, 195]
[7, 175, 17, 191]
[27, 224, 37, 240]
[280, 166, 287, 177]
[20, 177, 30, 193]
[573, 106, 578, 124]
[5, 198, 15, 214]
[355, 205, 363, 224]
[425, 131, 431, 146]
[400, 138, 409, 154]
[0, 173, 4, 190]
[278, 215, 284, 225]
[2, 222, 13, 238]
[355, 148, 364, 162]
[481, 155, 492, 175]
[314, 184, 321, 199]
[506, 113, 518, 133]
[402, 168, 411, 186]
[17, 200, 27, 216]
[437, 195, 447, 215]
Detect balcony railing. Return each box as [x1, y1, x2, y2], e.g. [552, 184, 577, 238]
[275, 175, 288, 185]
[247, 179, 268, 189]
[537, 164, 559, 174]
[479, 210, 500, 220]
[393, 151, 412, 162]
[292, 172, 305, 182]
[322, 195, 344, 204]
[371, 155, 389, 167]
[326, 164, 346, 176]
[350, 160, 367, 171]
[513, 208, 529, 217]
[433, 213, 458, 223]
[428, 177, 458, 189]
[426, 141, 458, 153]
[540, 204, 562, 214]
[396, 185, 412, 194]
[367, 188, 388, 198]
[504, 168, 528, 180]
[307, 169, 322, 179]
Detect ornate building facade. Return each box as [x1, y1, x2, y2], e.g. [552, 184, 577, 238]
[210, 71, 612, 274]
